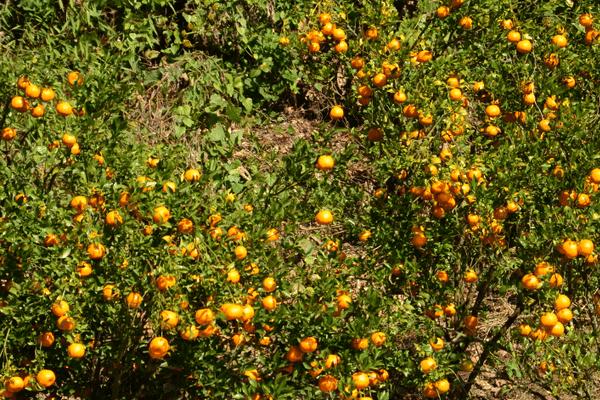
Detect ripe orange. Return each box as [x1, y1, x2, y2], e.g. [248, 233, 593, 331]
[67, 71, 84, 86]
[5, 377, 25, 393]
[372, 73, 387, 88]
[329, 105, 344, 121]
[370, 331, 386, 347]
[459, 16, 473, 29]
[549, 273, 564, 288]
[316, 155, 335, 171]
[153, 205, 171, 224]
[435, 379, 450, 394]
[87, 243, 106, 260]
[507, 30, 521, 43]
[436, 6, 450, 19]
[420, 357, 437, 373]
[579, 13, 594, 27]
[126, 292, 142, 308]
[516, 39, 532, 53]
[449, 88, 462, 101]
[148, 337, 170, 359]
[352, 372, 370, 389]
[315, 209, 334, 225]
[1, 127, 17, 141]
[25, 83, 41, 98]
[332, 28, 346, 41]
[556, 308, 573, 324]
[364, 27, 378, 40]
[518, 324, 532, 336]
[234, 245, 247, 260]
[262, 277, 277, 292]
[67, 343, 86, 359]
[261, 296, 277, 311]
[39, 332, 55, 347]
[590, 168, 600, 184]
[160, 310, 180, 330]
[576, 239, 594, 257]
[102, 284, 117, 301]
[51, 300, 69, 317]
[57, 315, 76, 331]
[184, 168, 201, 182]
[10, 95, 27, 111]
[561, 240, 579, 259]
[540, 312, 558, 328]
[554, 294, 571, 311]
[36, 369, 56, 388]
[17, 75, 30, 90]
[299, 336, 318, 353]
[318, 375, 338, 392]
[485, 104, 501, 118]
[464, 270, 478, 283]
[56, 101, 73, 116]
[221, 303, 244, 320]
[416, 50, 432, 62]
[40, 87, 55, 102]
[286, 345, 304, 362]
[195, 308, 215, 325]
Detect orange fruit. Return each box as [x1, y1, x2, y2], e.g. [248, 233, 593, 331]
[262, 277, 277, 292]
[370, 331, 386, 347]
[67, 342, 86, 359]
[30, 103, 45, 118]
[25, 83, 41, 98]
[148, 336, 170, 359]
[590, 168, 600, 184]
[556, 308, 573, 324]
[55, 101, 73, 116]
[261, 295, 277, 311]
[40, 87, 55, 102]
[416, 50, 432, 62]
[126, 292, 142, 309]
[234, 245, 247, 260]
[540, 312, 558, 328]
[464, 270, 478, 283]
[334, 41, 348, 53]
[578, 239, 594, 257]
[10, 95, 27, 111]
[329, 105, 344, 121]
[579, 13, 594, 28]
[153, 205, 171, 224]
[87, 243, 106, 260]
[315, 209, 334, 225]
[5, 377, 25, 393]
[337, 294, 352, 309]
[436, 6, 450, 19]
[372, 73, 387, 88]
[459, 16, 473, 29]
[318, 375, 338, 392]
[549, 273, 564, 288]
[420, 357, 437, 373]
[160, 310, 180, 330]
[434, 379, 450, 394]
[518, 324, 532, 336]
[184, 168, 201, 182]
[102, 284, 117, 301]
[299, 336, 318, 353]
[352, 372, 370, 389]
[516, 39, 532, 53]
[449, 88, 462, 101]
[221, 303, 244, 320]
[554, 294, 571, 311]
[561, 240, 579, 259]
[286, 345, 304, 362]
[57, 315, 76, 331]
[39, 331, 55, 347]
[332, 28, 346, 41]
[17, 75, 30, 90]
[36, 369, 56, 388]
[1, 127, 17, 141]
[51, 300, 69, 317]
[67, 71, 83, 86]
[430, 337, 445, 351]
[485, 104, 501, 118]
[316, 155, 335, 171]
[364, 27, 378, 40]
[393, 90, 407, 104]
[195, 308, 215, 325]
[507, 30, 521, 43]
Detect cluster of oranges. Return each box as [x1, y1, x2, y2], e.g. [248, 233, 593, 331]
[302, 13, 348, 54]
